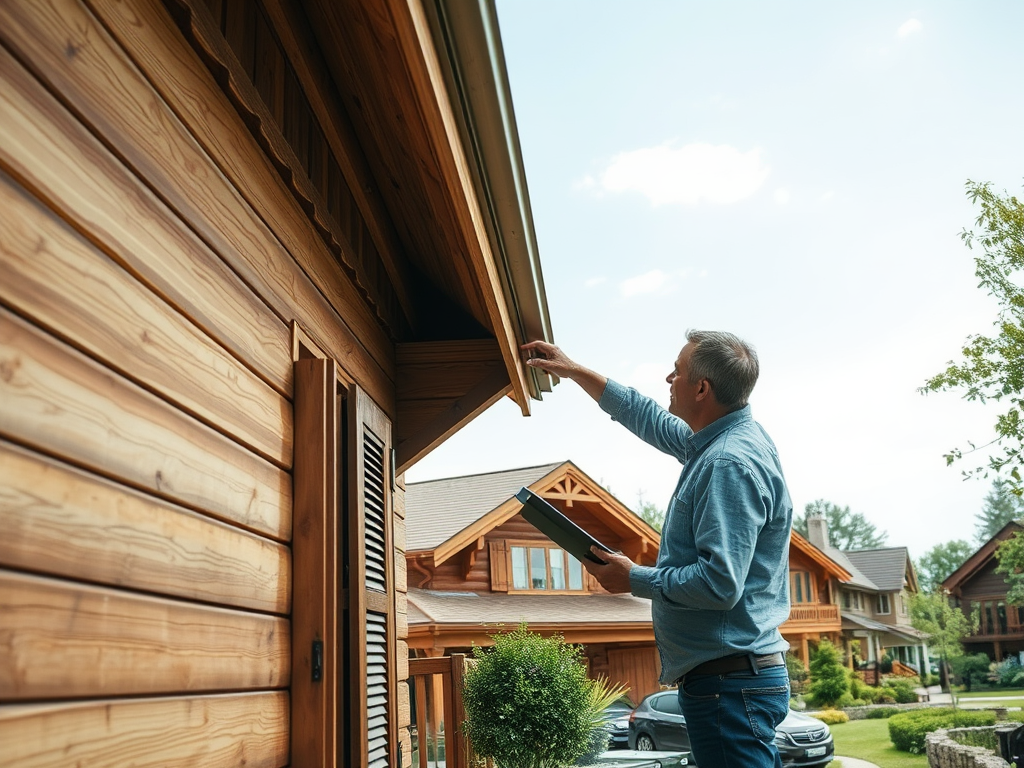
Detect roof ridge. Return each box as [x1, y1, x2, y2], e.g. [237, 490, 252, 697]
[406, 461, 565, 486]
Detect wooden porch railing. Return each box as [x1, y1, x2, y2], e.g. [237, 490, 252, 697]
[408, 653, 476, 768]
[786, 604, 841, 623]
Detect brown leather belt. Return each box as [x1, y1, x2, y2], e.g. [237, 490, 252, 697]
[686, 652, 786, 678]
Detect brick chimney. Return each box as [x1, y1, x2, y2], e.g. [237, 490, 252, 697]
[807, 515, 829, 550]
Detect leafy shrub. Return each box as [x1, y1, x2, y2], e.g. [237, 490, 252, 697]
[888, 708, 996, 754]
[951, 653, 992, 691]
[809, 640, 849, 707]
[865, 707, 901, 719]
[463, 623, 597, 768]
[880, 652, 894, 674]
[836, 693, 856, 709]
[882, 677, 920, 704]
[989, 657, 1024, 687]
[811, 709, 849, 725]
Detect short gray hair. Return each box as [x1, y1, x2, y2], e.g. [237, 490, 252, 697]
[685, 330, 759, 410]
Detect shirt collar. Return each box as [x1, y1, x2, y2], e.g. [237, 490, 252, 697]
[687, 404, 753, 453]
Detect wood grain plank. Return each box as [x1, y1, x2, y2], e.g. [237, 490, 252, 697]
[0, 570, 289, 700]
[0, 440, 290, 614]
[0, 0, 396, 412]
[0, 692, 289, 768]
[0, 170, 292, 467]
[0, 306, 290, 541]
[0, 43, 292, 399]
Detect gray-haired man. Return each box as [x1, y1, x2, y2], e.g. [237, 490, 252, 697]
[522, 330, 793, 768]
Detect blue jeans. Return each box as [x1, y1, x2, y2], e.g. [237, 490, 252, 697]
[679, 664, 790, 768]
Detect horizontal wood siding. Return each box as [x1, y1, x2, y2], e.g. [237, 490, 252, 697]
[961, 560, 1011, 601]
[0, 692, 289, 768]
[0, 0, 401, 764]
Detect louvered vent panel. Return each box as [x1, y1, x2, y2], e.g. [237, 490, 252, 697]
[366, 611, 389, 768]
[363, 427, 387, 593]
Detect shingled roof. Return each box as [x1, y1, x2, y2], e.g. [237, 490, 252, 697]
[845, 547, 913, 592]
[407, 588, 652, 625]
[405, 462, 564, 551]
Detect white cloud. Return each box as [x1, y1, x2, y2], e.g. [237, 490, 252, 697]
[897, 18, 922, 38]
[584, 276, 607, 288]
[621, 269, 674, 298]
[821, 190, 835, 202]
[597, 142, 771, 205]
[774, 188, 791, 205]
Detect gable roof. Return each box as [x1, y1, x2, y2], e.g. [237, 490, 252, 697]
[790, 530, 853, 581]
[404, 460, 660, 566]
[405, 462, 563, 551]
[845, 547, 917, 593]
[942, 520, 1024, 593]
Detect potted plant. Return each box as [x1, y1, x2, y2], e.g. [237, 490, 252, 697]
[462, 622, 624, 768]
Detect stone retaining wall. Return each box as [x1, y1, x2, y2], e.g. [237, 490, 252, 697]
[926, 727, 1010, 768]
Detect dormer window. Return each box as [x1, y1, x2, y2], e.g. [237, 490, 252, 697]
[509, 542, 586, 593]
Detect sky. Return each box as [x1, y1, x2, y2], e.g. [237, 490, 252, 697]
[406, 1, 1024, 560]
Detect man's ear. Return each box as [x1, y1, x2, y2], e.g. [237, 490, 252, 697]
[695, 379, 712, 401]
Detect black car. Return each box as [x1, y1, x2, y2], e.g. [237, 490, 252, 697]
[627, 689, 834, 767]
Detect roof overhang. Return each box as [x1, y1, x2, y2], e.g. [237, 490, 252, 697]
[790, 530, 852, 581]
[419, 0, 555, 406]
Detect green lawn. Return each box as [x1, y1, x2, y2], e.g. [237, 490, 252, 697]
[824, 718, 928, 768]
[957, 688, 1024, 699]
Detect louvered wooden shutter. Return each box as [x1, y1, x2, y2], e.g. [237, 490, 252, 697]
[489, 540, 509, 592]
[348, 385, 395, 768]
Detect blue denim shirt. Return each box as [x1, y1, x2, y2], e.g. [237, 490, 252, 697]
[599, 380, 792, 683]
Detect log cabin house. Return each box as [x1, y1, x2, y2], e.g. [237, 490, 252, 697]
[0, 0, 554, 766]
[404, 461, 663, 709]
[943, 521, 1024, 662]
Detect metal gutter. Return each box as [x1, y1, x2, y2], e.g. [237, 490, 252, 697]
[423, 0, 555, 399]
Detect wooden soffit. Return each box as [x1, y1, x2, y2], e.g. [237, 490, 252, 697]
[300, 0, 549, 411]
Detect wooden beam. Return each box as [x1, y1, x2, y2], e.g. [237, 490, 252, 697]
[459, 537, 485, 581]
[393, 342, 509, 475]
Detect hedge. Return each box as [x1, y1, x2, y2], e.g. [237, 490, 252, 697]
[887, 708, 996, 754]
[811, 709, 849, 725]
[865, 707, 901, 719]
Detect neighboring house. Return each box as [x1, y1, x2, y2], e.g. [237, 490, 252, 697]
[405, 461, 663, 707]
[0, 2, 553, 766]
[404, 460, 857, 714]
[805, 518, 930, 678]
[942, 521, 1024, 661]
[781, 530, 853, 667]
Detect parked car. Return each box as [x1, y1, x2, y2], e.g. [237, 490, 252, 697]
[627, 689, 834, 767]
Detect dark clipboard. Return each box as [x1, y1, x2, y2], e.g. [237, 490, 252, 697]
[515, 487, 617, 565]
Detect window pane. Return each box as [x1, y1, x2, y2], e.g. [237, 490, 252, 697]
[999, 602, 1008, 634]
[985, 603, 994, 634]
[568, 555, 583, 590]
[792, 574, 803, 603]
[803, 573, 812, 601]
[550, 549, 566, 590]
[530, 547, 547, 589]
[511, 546, 528, 590]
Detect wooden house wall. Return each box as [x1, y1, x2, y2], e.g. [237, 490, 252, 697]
[789, 548, 832, 603]
[425, 509, 620, 593]
[960, 559, 1011, 602]
[0, 0, 409, 765]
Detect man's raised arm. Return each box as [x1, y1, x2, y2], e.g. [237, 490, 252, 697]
[521, 341, 607, 402]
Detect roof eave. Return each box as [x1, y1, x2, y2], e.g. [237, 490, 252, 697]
[423, 0, 555, 405]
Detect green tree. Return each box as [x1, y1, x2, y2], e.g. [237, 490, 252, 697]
[994, 530, 1024, 606]
[808, 639, 849, 707]
[910, 591, 976, 692]
[792, 499, 888, 550]
[636, 491, 665, 532]
[916, 540, 975, 593]
[976, 478, 1024, 542]
[950, 653, 992, 692]
[922, 182, 1024, 489]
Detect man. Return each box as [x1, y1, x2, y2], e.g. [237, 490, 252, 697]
[522, 331, 793, 768]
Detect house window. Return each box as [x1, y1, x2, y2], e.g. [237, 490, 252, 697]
[877, 594, 891, 614]
[842, 590, 850, 609]
[790, 571, 813, 603]
[899, 591, 909, 616]
[509, 543, 585, 592]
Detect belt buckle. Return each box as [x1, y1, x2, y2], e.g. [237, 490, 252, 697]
[747, 653, 760, 675]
